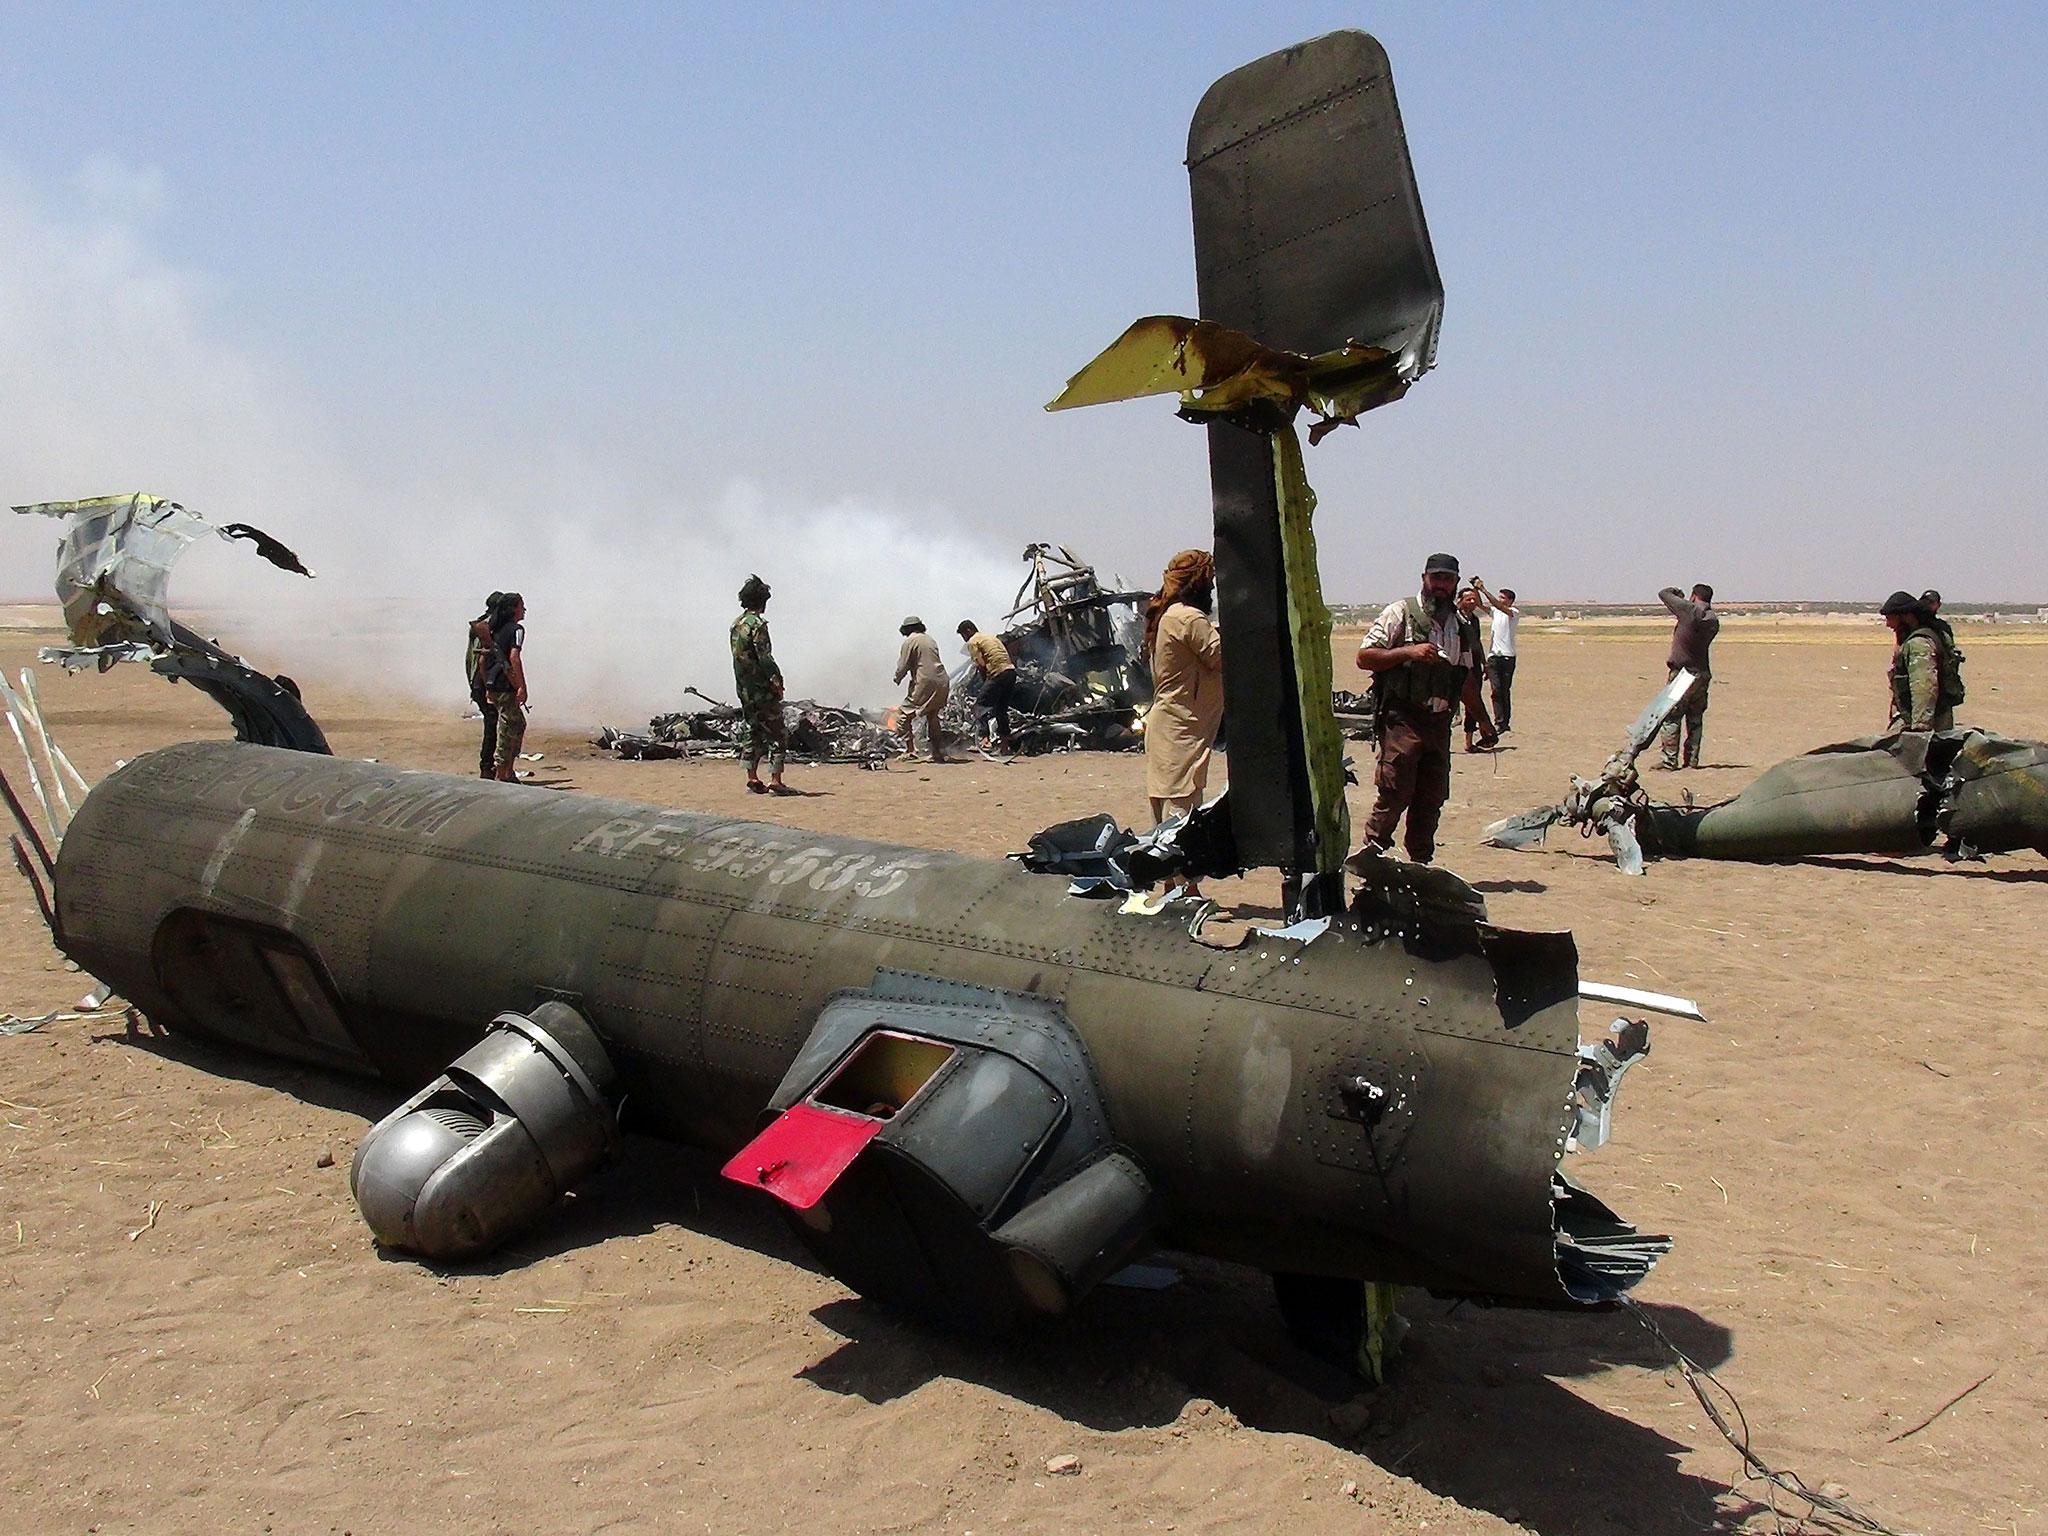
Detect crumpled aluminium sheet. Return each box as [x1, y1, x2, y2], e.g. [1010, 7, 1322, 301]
[596, 698, 900, 765]
[14, 494, 330, 754]
[942, 662, 1141, 756]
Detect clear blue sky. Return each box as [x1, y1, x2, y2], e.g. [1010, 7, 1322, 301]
[4, 2, 2043, 626]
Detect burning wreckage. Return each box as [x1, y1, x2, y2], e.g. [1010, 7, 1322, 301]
[595, 543, 1158, 763]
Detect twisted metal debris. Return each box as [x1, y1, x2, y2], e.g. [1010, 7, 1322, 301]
[14, 493, 329, 754]
[595, 691, 900, 765]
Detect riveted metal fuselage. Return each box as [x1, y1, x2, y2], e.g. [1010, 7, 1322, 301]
[54, 741, 1601, 1303]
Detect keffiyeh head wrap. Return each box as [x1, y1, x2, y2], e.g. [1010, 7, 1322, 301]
[1145, 548, 1215, 657]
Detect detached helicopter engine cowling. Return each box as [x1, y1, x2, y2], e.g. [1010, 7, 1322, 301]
[351, 1002, 620, 1260]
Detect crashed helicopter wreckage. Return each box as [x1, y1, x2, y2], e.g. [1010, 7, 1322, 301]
[3, 33, 1689, 1360]
[949, 542, 1155, 754]
[596, 690, 901, 765]
[13, 494, 329, 754]
[1485, 671, 2048, 871]
[596, 543, 1156, 763]
[43, 740, 1678, 1337]
[1049, 30, 1443, 917]
[8, 496, 1683, 1340]
[593, 534, 1373, 764]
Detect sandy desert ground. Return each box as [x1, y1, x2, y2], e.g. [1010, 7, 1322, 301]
[2, 606, 2043, 1536]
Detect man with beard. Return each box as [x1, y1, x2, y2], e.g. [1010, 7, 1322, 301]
[1352, 553, 1488, 864]
[1883, 589, 1963, 732]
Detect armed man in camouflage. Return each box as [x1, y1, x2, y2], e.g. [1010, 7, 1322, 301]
[731, 575, 793, 795]
[1882, 590, 1963, 732]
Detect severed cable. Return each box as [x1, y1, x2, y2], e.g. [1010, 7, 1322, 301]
[1614, 1293, 1916, 1536]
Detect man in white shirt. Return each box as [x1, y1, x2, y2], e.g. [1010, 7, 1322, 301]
[1472, 578, 1518, 734]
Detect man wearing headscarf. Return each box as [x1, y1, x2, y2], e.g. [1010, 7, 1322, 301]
[894, 617, 954, 762]
[1143, 549, 1223, 826]
[1353, 553, 1486, 864]
[731, 575, 792, 794]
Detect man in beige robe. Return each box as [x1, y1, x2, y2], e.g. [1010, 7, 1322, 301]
[1143, 550, 1223, 824]
[893, 617, 954, 762]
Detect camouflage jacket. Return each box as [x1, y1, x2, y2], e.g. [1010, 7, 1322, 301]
[1888, 628, 1944, 730]
[730, 611, 783, 710]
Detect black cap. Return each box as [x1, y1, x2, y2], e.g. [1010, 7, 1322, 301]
[1880, 590, 1919, 616]
[1423, 552, 1460, 577]
[1919, 588, 1942, 606]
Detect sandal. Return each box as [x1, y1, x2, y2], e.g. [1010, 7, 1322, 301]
[746, 781, 769, 794]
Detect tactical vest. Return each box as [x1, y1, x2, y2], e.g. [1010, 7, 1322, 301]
[1937, 627, 1967, 706]
[1378, 597, 1481, 712]
[1890, 625, 1964, 719]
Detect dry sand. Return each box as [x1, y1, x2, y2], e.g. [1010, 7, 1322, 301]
[2, 607, 2043, 1535]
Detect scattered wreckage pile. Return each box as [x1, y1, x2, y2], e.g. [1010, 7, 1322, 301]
[594, 690, 900, 766]
[596, 543, 1159, 765]
[956, 542, 1154, 754]
[1484, 668, 2048, 871]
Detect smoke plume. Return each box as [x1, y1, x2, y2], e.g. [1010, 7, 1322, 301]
[0, 157, 1019, 724]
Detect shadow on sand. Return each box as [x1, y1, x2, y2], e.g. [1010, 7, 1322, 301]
[799, 1272, 1751, 1536]
[110, 1027, 1758, 1535]
[1795, 853, 2046, 882]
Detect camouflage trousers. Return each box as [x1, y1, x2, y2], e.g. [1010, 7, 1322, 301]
[743, 699, 787, 775]
[488, 690, 526, 776]
[1658, 668, 1708, 768]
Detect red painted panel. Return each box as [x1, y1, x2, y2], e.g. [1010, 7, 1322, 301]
[720, 1102, 884, 1210]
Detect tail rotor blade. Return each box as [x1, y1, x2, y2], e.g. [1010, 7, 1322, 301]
[1484, 804, 1562, 850]
[1606, 816, 1646, 876]
[1618, 669, 1696, 767]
